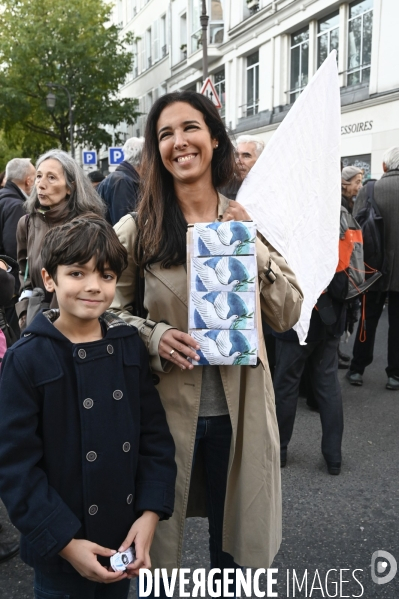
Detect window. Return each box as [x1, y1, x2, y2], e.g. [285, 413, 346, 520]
[191, 0, 202, 53]
[290, 27, 309, 103]
[128, 0, 137, 20]
[244, 0, 260, 18]
[317, 11, 339, 68]
[214, 68, 225, 117]
[117, 0, 124, 26]
[246, 51, 259, 117]
[347, 0, 373, 85]
[191, 0, 224, 52]
[133, 40, 139, 78]
[209, 0, 224, 44]
[145, 91, 153, 114]
[180, 13, 187, 61]
[152, 20, 160, 63]
[145, 27, 152, 68]
[161, 15, 168, 58]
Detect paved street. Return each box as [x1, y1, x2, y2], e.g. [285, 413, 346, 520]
[0, 307, 398, 598]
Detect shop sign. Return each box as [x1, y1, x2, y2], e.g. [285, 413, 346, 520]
[341, 120, 373, 135]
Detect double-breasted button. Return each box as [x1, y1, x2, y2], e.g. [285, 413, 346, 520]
[122, 442, 131, 453]
[88, 504, 98, 515]
[86, 451, 97, 462]
[107, 344, 114, 355]
[83, 398, 94, 409]
[152, 374, 160, 385]
[113, 390, 123, 400]
[78, 349, 86, 359]
[126, 494, 133, 505]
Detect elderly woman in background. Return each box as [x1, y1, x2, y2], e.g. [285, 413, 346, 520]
[341, 166, 363, 212]
[16, 149, 105, 329]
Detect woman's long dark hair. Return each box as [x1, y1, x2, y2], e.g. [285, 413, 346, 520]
[135, 91, 236, 269]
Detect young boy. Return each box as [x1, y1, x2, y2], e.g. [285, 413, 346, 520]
[0, 217, 177, 599]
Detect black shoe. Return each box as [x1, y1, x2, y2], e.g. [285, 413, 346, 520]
[386, 376, 399, 391]
[345, 370, 363, 386]
[326, 462, 341, 475]
[0, 541, 19, 564]
[280, 451, 287, 468]
[338, 349, 351, 362]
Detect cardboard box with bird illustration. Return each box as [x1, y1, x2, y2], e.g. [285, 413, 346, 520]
[187, 221, 264, 366]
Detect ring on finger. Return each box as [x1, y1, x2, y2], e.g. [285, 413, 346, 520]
[169, 349, 175, 357]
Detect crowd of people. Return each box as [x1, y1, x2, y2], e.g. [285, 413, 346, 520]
[0, 90, 397, 599]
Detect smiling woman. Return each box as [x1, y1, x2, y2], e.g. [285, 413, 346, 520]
[15, 149, 106, 330]
[110, 91, 304, 596]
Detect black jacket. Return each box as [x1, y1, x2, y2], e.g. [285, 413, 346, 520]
[0, 181, 27, 292]
[97, 161, 140, 225]
[0, 311, 176, 573]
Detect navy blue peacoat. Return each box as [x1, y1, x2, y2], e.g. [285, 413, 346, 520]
[0, 310, 176, 573]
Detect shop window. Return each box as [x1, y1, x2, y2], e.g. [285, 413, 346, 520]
[342, 154, 371, 180]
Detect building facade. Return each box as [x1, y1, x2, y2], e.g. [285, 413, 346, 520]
[112, 0, 399, 178]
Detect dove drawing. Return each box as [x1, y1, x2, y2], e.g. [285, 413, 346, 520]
[194, 221, 256, 257]
[192, 256, 257, 292]
[190, 291, 255, 330]
[191, 330, 257, 366]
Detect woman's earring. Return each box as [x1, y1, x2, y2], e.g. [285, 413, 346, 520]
[214, 143, 219, 149]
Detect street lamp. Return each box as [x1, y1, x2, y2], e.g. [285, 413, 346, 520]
[45, 93, 56, 109]
[200, 0, 209, 80]
[46, 83, 75, 159]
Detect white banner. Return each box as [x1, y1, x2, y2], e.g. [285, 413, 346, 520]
[237, 51, 341, 343]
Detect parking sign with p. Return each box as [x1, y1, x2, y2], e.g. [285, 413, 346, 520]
[82, 150, 97, 166]
[109, 147, 125, 166]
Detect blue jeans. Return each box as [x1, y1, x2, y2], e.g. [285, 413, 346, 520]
[34, 569, 130, 599]
[138, 415, 240, 598]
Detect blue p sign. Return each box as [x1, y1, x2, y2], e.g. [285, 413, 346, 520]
[82, 150, 97, 165]
[109, 147, 125, 166]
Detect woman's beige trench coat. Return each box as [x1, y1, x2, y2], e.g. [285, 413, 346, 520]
[111, 195, 303, 571]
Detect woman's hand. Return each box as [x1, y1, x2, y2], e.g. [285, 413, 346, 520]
[59, 539, 126, 584]
[159, 329, 201, 370]
[119, 511, 159, 579]
[221, 200, 252, 222]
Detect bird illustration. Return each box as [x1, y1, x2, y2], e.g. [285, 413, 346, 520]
[191, 331, 240, 365]
[193, 256, 256, 292]
[191, 291, 238, 329]
[192, 257, 239, 291]
[191, 330, 257, 365]
[195, 222, 256, 256]
[191, 291, 254, 330]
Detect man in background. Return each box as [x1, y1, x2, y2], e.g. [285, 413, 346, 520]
[87, 170, 105, 189]
[219, 135, 265, 200]
[97, 137, 144, 225]
[235, 135, 265, 181]
[0, 158, 36, 266]
[346, 147, 399, 390]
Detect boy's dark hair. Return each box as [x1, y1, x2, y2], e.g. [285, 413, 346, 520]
[41, 215, 128, 281]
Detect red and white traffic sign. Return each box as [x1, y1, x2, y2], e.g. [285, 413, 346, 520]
[200, 77, 222, 109]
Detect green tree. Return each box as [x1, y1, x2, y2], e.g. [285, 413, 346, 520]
[0, 0, 139, 157]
